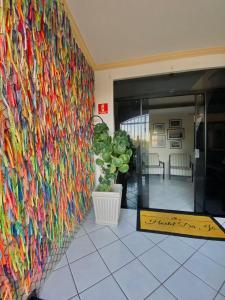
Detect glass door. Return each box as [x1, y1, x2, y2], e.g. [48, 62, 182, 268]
[194, 94, 206, 212]
[115, 99, 149, 209]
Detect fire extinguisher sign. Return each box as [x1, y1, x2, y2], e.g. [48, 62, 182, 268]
[98, 103, 108, 114]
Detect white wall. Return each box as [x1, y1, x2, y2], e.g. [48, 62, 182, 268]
[95, 54, 225, 134]
[149, 112, 194, 174]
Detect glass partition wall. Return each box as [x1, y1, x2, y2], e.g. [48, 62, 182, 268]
[115, 100, 148, 209]
[115, 96, 196, 211]
[114, 68, 225, 216]
[115, 89, 225, 216]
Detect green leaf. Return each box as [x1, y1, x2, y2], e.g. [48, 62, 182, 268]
[93, 124, 134, 188]
[96, 159, 104, 166]
[109, 164, 116, 174]
[102, 151, 111, 162]
[98, 183, 110, 192]
[119, 164, 129, 173]
[99, 132, 109, 141]
[126, 149, 132, 157]
[120, 154, 130, 164]
[113, 143, 126, 155]
[112, 157, 123, 167]
[94, 123, 109, 134]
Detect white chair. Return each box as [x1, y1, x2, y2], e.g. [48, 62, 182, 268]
[142, 153, 165, 179]
[169, 153, 193, 181]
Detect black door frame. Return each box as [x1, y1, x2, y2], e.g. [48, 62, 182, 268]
[139, 91, 206, 213]
[193, 93, 207, 213]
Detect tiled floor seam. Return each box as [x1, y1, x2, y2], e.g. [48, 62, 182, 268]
[88, 228, 224, 297]
[213, 279, 225, 300]
[65, 253, 80, 299]
[143, 234, 169, 245]
[67, 249, 97, 265]
[156, 236, 206, 265]
[213, 291, 224, 300]
[143, 284, 179, 300]
[156, 241, 221, 295]
[40, 209, 225, 300]
[67, 294, 81, 300]
[177, 237, 208, 250]
[219, 279, 225, 295]
[188, 239, 225, 270]
[82, 224, 106, 234]
[77, 273, 112, 297]
[197, 241, 225, 269]
[54, 264, 69, 272]
[84, 230, 130, 300]
[182, 264, 221, 293]
[73, 211, 225, 298]
[122, 236, 220, 298]
[106, 223, 144, 241]
[117, 237, 164, 289]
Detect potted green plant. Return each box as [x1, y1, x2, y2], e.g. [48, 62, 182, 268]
[92, 119, 133, 225]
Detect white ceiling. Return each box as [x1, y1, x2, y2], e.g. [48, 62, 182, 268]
[66, 0, 225, 65]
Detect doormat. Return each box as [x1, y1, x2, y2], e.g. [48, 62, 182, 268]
[137, 209, 225, 240]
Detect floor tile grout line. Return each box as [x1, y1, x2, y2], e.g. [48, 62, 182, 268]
[143, 284, 179, 300]
[67, 294, 81, 300]
[53, 263, 69, 272]
[142, 233, 169, 245]
[197, 243, 225, 269]
[125, 235, 219, 298]
[60, 210, 225, 300]
[110, 272, 130, 300]
[116, 235, 180, 299]
[67, 249, 97, 266]
[65, 253, 80, 299]
[82, 218, 172, 283]
[176, 236, 207, 251]
[213, 279, 225, 299]
[107, 224, 137, 240]
[88, 227, 120, 250]
[159, 242, 221, 295]
[198, 244, 225, 268]
[160, 285, 179, 300]
[110, 228, 137, 239]
[82, 224, 106, 235]
[77, 273, 112, 298]
[84, 230, 130, 300]
[154, 242, 194, 266]
[67, 228, 138, 270]
[119, 237, 157, 259]
[218, 280, 225, 295]
[144, 234, 225, 295]
[182, 264, 221, 293]
[107, 220, 169, 247]
[117, 236, 163, 286]
[182, 240, 225, 288]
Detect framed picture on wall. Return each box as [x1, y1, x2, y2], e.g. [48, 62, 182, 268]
[169, 119, 182, 128]
[152, 135, 166, 148]
[167, 128, 185, 140]
[170, 140, 182, 149]
[153, 123, 165, 135]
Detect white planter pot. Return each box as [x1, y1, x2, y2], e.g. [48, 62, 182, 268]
[92, 184, 122, 225]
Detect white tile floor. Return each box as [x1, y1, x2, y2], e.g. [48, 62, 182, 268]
[40, 209, 225, 300]
[149, 177, 194, 212]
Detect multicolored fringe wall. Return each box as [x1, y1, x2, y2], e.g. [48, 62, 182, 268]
[0, 0, 95, 299]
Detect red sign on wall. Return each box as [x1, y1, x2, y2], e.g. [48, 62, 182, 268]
[98, 103, 108, 114]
